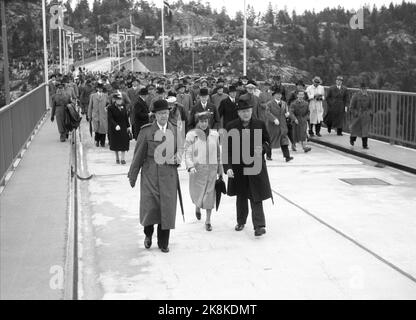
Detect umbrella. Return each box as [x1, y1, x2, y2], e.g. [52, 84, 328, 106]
[215, 175, 227, 211]
[177, 175, 185, 222]
[89, 119, 93, 137]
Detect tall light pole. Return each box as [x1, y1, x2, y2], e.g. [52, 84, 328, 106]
[1, 0, 10, 105]
[42, 0, 49, 109]
[243, 0, 247, 76]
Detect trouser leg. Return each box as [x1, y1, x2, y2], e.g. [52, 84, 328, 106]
[286, 121, 294, 144]
[316, 123, 321, 134]
[350, 136, 357, 145]
[99, 133, 106, 146]
[337, 128, 343, 135]
[266, 146, 272, 158]
[309, 123, 314, 134]
[55, 107, 67, 141]
[362, 137, 368, 148]
[281, 144, 290, 159]
[249, 199, 265, 229]
[94, 132, 100, 142]
[144, 225, 154, 238]
[236, 195, 249, 226]
[157, 224, 170, 249]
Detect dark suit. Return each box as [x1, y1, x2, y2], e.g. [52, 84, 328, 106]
[218, 97, 239, 128]
[132, 97, 149, 140]
[325, 85, 348, 134]
[189, 101, 220, 129]
[223, 118, 272, 230]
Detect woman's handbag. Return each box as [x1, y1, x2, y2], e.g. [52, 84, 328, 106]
[215, 175, 227, 211]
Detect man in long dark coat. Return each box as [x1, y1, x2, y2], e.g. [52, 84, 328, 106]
[132, 88, 150, 140]
[51, 81, 72, 142]
[223, 100, 273, 237]
[218, 85, 239, 128]
[349, 82, 373, 149]
[325, 75, 349, 135]
[128, 100, 181, 253]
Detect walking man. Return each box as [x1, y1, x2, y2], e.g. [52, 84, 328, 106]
[223, 100, 273, 237]
[128, 100, 181, 253]
[325, 76, 349, 135]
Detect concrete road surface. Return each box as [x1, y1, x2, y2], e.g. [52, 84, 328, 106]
[76, 118, 416, 299]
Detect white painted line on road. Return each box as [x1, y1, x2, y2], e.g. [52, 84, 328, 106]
[272, 188, 416, 285]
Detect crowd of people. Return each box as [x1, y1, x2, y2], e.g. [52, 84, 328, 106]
[49, 67, 373, 252]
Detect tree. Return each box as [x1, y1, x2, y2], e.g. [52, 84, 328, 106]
[246, 4, 256, 26]
[263, 2, 275, 26]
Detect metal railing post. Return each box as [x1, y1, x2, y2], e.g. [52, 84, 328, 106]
[390, 94, 398, 145]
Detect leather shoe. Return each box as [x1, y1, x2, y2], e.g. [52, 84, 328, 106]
[121, 160, 126, 165]
[205, 223, 212, 231]
[266, 156, 272, 161]
[254, 227, 266, 236]
[116, 160, 120, 164]
[144, 236, 152, 249]
[235, 224, 245, 231]
[285, 156, 294, 162]
[195, 210, 201, 220]
[95, 141, 99, 147]
[160, 247, 169, 253]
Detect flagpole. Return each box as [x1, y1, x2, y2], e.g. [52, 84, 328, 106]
[130, 35, 133, 71]
[117, 25, 120, 70]
[81, 40, 84, 65]
[161, 1, 166, 75]
[59, 26, 62, 73]
[95, 35, 98, 61]
[42, 0, 49, 109]
[1, 0, 10, 105]
[243, 0, 247, 76]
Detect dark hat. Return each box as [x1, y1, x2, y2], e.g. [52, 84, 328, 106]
[295, 79, 305, 87]
[196, 111, 212, 121]
[217, 78, 224, 83]
[246, 80, 257, 88]
[200, 88, 209, 96]
[147, 84, 155, 90]
[228, 85, 237, 92]
[156, 87, 165, 94]
[139, 88, 148, 95]
[237, 99, 253, 110]
[152, 99, 170, 112]
[360, 81, 369, 88]
[264, 82, 271, 86]
[273, 75, 281, 80]
[272, 88, 283, 95]
[241, 75, 249, 80]
[336, 75, 344, 81]
[55, 81, 64, 88]
[177, 83, 186, 90]
[113, 91, 123, 99]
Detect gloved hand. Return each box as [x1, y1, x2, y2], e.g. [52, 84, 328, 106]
[274, 119, 280, 125]
[188, 167, 197, 174]
[115, 125, 121, 131]
[227, 169, 234, 178]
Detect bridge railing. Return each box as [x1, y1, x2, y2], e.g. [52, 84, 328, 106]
[283, 83, 416, 148]
[0, 84, 47, 186]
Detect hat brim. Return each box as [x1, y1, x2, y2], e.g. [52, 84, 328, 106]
[166, 97, 177, 103]
[246, 84, 256, 88]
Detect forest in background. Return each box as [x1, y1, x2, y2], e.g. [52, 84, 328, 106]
[1, 0, 416, 103]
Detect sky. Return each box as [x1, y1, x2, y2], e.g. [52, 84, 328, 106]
[78, 0, 410, 17]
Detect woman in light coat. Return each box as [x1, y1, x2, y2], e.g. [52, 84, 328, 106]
[306, 76, 325, 136]
[184, 111, 223, 231]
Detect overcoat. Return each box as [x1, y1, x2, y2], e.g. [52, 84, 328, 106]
[306, 84, 325, 124]
[265, 99, 289, 148]
[88, 92, 109, 134]
[185, 129, 222, 210]
[128, 121, 180, 230]
[132, 97, 149, 140]
[107, 103, 130, 152]
[218, 97, 239, 129]
[289, 99, 310, 143]
[325, 85, 348, 128]
[189, 101, 220, 129]
[349, 92, 373, 137]
[223, 118, 272, 202]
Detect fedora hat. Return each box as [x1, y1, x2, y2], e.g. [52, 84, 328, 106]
[312, 76, 322, 84]
[237, 99, 253, 110]
[152, 99, 170, 112]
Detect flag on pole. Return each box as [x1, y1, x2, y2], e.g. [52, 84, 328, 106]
[95, 35, 104, 42]
[164, 0, 172, 22]
[130, 24, 143, 37]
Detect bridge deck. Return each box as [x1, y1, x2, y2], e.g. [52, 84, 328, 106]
[1, 117, 416, 299]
